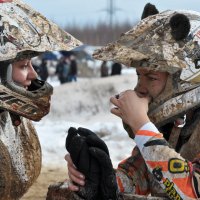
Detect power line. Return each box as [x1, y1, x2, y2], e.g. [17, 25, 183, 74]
[109, 0, 114, 27]
[100, 0, 121, 28]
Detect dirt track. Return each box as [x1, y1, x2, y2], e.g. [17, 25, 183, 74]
[21, 166, 67, 200]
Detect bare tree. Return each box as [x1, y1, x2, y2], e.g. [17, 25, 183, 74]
[64, 21, 137, 46]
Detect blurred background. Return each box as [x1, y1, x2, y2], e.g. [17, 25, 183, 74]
[23, 0, 200, 81]
[24, 0, 200, 45]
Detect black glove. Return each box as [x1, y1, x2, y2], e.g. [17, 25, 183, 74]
[77, 127, 109, 156]
[89, 147, 119, 200]
[66, 127, 100, 200]
[66, 127, 119, 200]
[77, 127, 118, 200]
[66, 127, 94, 175]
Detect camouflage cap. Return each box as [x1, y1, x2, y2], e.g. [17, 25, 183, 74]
[93, 10, 200, 75]
[0, 0, 82, 62]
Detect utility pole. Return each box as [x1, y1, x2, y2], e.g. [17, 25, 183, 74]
[109, 0, 114, 28]
[100, 0, 121, 28]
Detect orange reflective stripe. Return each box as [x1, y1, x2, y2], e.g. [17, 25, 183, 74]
[146, 160, 169, 171]
[137, 130, 163, 138]
[173, 177, 196, 198]
[116, 176, 124, 192]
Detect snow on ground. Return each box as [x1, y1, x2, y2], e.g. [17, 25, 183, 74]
[34, 72, 137, 168]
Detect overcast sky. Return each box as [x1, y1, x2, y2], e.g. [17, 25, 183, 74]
[23, 0, 200, 27]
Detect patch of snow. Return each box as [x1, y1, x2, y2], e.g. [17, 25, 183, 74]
[35, 74, 137, 168]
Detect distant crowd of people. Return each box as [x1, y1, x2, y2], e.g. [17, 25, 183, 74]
[56, 55, 78, 84]
[33, 59, 49, 81]
[33, 55, 121, 84]
[100, 61, 122, 77]
[33, 55, 78, 84]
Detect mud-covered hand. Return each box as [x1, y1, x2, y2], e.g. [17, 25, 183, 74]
[65, 127, 100, 200]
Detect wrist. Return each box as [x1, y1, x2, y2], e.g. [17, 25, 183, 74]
[130, 115, 150, 133]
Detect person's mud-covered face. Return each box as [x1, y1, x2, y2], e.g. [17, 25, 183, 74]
[135, 68, 168, 100]
[12, 59, 37, 89]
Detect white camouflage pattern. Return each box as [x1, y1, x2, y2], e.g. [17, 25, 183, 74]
[0, 0, 82, 62]
[93, 10, 200, 80]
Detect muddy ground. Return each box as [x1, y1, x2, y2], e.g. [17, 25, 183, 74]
[22, 166, 67, 200]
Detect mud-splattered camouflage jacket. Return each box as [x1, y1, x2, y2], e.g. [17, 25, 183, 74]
[117, 121, 200, 199]
[0, 111, 41, 200]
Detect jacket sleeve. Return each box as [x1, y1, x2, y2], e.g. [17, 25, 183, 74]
[116, 146, 151, 195]
[134, 122, 199, 199]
